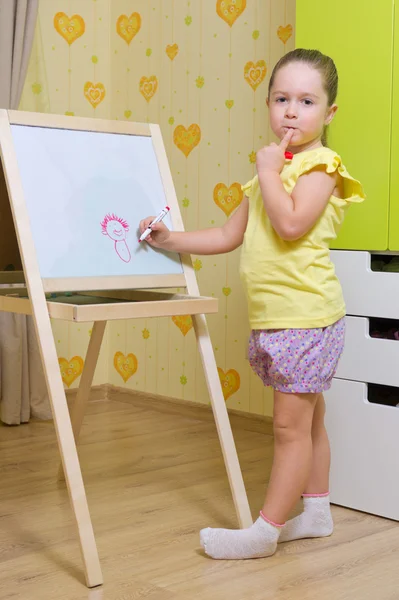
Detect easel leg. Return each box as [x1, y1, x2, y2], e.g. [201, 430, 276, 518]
[193, 314, 253, 528]
[36, 319, 103, 587]
[58, 321, 107, 480]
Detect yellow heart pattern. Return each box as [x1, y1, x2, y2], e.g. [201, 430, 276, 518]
[124, 110, 132, 118]
[218, 368, 240, 401]
[54, 12, 85, 46]
[172, 315, 193, 336]
[59, 356, 84, 388]
[114, 351, 138, 383]
[213, 182, 243, 217]
[277, 24, 293, 44]
[166, 43, 179, 60]
[173, 124, 201, 157]
[84, 82, 106, 108]
[244, 60, 267, 91]
[222, 287, 231, 296]
[216, 0, 246, 27]
[139, 76, 158, 102]
[116, 13, 142, 45]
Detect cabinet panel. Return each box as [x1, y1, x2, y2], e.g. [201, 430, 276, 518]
[336, 316, 399, 386]
[296, 0, 394, 250]
[331, 250, 399, 319]
[325, 378, 399, 521]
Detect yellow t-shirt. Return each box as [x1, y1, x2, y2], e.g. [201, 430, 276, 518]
[239, 147, 365, 330]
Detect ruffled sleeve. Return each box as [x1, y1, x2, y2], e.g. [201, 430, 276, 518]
[298, 148, 365, 203]
[241, 175, 258, 201]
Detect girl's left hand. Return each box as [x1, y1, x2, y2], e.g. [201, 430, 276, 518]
[256, 129, 294, 174]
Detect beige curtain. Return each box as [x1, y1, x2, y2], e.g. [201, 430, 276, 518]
[0, 0, 38, 108]
[0, 0, 50, 424]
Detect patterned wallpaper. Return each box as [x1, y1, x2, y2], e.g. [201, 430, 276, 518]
[19, 0, 295, 417]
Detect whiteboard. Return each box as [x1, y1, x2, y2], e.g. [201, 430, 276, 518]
[10, 124, 183, 282]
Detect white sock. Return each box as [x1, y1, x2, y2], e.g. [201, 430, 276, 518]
[199, 514, 281, 560]
[279, 494, 333, 543]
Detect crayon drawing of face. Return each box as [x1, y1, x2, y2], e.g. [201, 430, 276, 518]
[101, 213, 129, 241]
[100, 213, 132, 263]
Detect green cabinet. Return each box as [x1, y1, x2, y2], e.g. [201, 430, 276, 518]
[390, 1, 399, 249]
[296, 0, 394, 250]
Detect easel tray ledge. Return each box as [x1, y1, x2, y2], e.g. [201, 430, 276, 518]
[0, 288, 218, 322]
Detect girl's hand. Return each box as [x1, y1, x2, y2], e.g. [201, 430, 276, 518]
[139, 216, 171, 248]
[256, 129, 294, 175]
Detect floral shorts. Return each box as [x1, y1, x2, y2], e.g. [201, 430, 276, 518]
[248, 318, 345, 394]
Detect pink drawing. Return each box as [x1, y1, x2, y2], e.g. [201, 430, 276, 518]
[101, 213, 131, 263]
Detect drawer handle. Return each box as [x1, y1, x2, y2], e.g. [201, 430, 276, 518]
[371, 254, 399, 273]
[370, 317, 399, 341]
[368, 383, 399, 407]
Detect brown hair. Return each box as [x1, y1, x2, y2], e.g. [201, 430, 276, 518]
[268, 49, 338, 145]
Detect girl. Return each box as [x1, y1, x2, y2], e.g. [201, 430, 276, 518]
[139, 49, 365, 560]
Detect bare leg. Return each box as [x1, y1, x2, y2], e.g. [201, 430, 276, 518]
[199, 390, 318, 559]
[279, 393, 334, 543]
[304, 393, 330, 493]
[261, 391, 318, 524]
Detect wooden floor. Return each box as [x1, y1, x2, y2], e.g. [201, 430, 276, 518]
[0, 394, 398, 600]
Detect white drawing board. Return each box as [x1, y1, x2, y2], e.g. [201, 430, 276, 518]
[8, 117, 185, 292]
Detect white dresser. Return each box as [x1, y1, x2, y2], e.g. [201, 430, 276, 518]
[326, 250, 399, 520]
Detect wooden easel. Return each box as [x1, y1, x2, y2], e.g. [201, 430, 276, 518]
[0, 110, 252, 588]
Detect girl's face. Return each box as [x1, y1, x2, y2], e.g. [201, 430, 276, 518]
[267, 62, 337, 153]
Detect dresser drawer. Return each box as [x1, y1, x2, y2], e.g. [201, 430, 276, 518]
[331, 250, 399, 319]
[325, 378, 399, 520]
[336, 316, 399, 386]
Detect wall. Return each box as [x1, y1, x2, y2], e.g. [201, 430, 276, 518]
[19, 0, 296, 416]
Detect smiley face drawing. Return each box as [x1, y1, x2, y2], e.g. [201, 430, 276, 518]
[101, 213, 131, 263]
